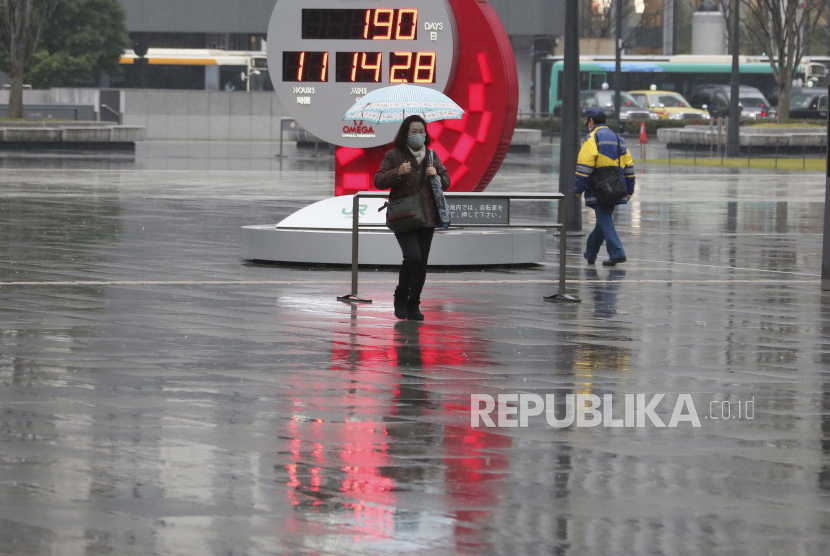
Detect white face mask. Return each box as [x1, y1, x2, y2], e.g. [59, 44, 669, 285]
[407, 133, 426, 148]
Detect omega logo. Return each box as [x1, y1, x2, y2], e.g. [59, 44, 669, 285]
[342, 120, 375, 134]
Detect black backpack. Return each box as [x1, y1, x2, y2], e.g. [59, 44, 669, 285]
[589, 133, 628, 206]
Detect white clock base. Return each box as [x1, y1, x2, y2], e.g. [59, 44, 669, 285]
[242, 196, 547, 266]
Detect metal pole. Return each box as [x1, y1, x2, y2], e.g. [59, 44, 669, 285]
[279, 122, 284, 158]
[727, 0, 741, 157]
[804, 142, 807, 170]
[748, 144, 751, 167]
[337, 194, 372, 303]
[823, 83, 830, 289]
[669, 143, 672, 164]
[614, 0, 623, 133]
[694, 142, 697, 165]
[544, 225, 580, 302]
[558, 0, 582, 233]
[349, 195, 359, 295]
[559, 230, 567, 293]
[775, 144, 779, 169]
[709, 115, 714, 158]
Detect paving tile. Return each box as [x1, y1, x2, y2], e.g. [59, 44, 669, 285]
[0, 143, 828, 555]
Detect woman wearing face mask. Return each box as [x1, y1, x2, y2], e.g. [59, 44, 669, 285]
[374, 115, 450, 321]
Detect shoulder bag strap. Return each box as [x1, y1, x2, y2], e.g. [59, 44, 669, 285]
[616, 133, 622, 169]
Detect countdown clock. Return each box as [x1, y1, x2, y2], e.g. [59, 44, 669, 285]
[266, 0, 518, 194]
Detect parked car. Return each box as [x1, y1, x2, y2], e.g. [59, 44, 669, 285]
[789, 88, 828, 119]
[628, 90, 710, 121]
[553, 90, 658, 121]
[689, 84, 775, 119]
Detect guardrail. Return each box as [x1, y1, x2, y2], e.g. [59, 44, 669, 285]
[277, 118, 324, 158]
[336, 191, 580, 304]
[100, 104, 123, 125]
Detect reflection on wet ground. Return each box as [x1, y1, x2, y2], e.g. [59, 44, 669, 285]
[1, 141, 829, 555]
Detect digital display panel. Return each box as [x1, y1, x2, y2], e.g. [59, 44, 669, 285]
[336, 52, 383, 83]
[282, 51, 329, 82]
[268, 0, 457, 148]
[389, 52, 436, 83]
[302, 9, 418, 40]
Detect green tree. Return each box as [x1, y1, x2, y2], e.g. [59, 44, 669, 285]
[0, 0, 59, 118]
[26, 0, 129, 87]
[0, 0, 129, 117]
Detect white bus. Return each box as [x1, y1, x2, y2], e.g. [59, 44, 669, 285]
[116, 49, 271, 92]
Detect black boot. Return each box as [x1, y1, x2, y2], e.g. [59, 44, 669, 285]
[407, 296, 424, 320]
[393, 286, 409, 320]
[407, 262, 426, 320]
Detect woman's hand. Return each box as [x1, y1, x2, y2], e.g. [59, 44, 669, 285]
[398, 162, 412, 176]
[425, 166, 438, 177]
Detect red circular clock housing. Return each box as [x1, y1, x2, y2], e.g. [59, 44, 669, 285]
[334, 0, 518, 194]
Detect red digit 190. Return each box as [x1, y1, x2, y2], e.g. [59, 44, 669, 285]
[363, 9, 418, 41]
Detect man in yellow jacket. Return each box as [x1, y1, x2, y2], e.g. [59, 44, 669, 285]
[574, 108, 635, 266]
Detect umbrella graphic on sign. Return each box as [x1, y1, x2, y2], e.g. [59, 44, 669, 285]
[343, 84, 465, 124]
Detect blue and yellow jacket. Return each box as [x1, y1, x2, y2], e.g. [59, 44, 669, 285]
[574, 125, 635, 207]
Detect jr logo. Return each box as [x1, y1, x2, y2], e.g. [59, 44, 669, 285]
[342, 205, 368, 217]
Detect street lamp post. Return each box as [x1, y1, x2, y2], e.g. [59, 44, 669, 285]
[558, 0, 582, 232]
[614, 0, 622, 133]
[727, 0, 740, 157]
[823, 82, 830, 291]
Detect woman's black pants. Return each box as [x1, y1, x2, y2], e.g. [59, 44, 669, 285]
[394, 227, 435, 300]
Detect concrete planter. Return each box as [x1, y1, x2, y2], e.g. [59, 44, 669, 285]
[509, 129, 542, 153]
[109, 126, 146, 142]
[1, 128, 62, 142]
[61, 127, 112, 142]
[0, 124, 146, 150]
[657, 125, 827, 148]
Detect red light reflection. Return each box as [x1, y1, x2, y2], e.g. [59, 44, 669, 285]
[280, 319, 510, 548]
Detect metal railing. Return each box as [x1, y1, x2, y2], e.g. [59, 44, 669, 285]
[100, 104, 123, 125]
[278, 118, 323, 158]
[336, 191, 580, 304]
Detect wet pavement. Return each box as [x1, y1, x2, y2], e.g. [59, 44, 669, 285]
[1, 142, 829, 555]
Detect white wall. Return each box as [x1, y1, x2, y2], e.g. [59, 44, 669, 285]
[0, 90, 52, 104]
[510, 36, 534, 117]
[123, 90, 289, 140]
[692, 12, 727, 56]
[51, 88, 100, 106]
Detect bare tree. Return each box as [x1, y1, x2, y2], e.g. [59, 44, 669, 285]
[0, 0, 59, 119]
[742, 0, 825, 122]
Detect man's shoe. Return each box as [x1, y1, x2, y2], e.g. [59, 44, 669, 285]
[393, 287, 409, 320]
[602, 257, 627, 267]
[583, 252, 596, 265]
[407, 298, 424, 321]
